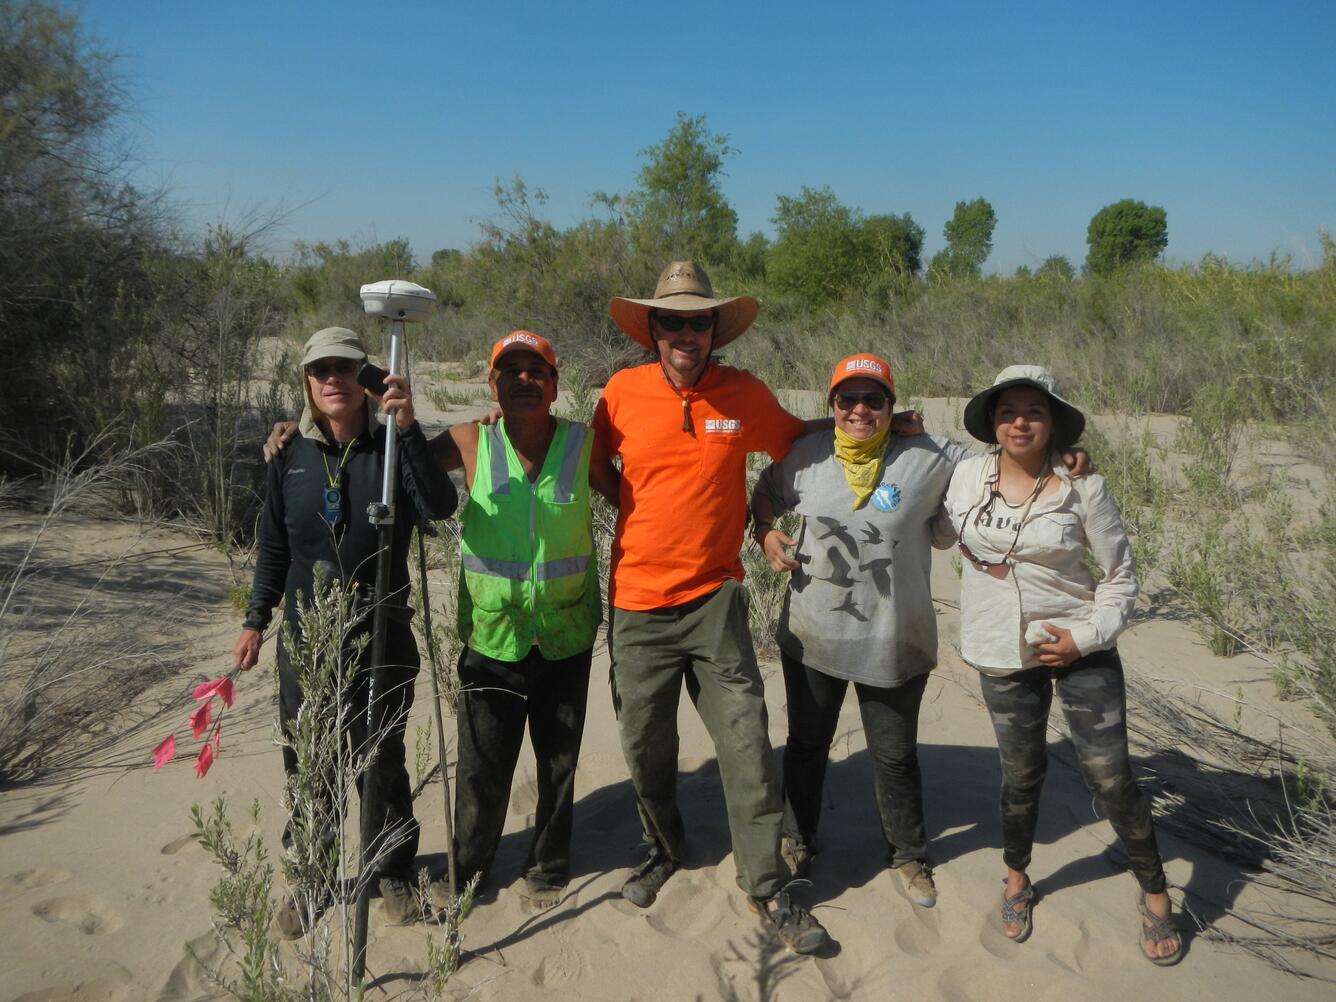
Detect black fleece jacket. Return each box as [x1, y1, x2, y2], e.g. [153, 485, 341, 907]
[243, 421, 457, 634]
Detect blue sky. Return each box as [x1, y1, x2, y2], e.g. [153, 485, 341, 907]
[85, 1, 1336, 273]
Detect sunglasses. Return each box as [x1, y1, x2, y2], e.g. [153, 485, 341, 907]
[306, 360, 359, 380]
[654, 313, 715, 333]
[833, 391, 890, 411]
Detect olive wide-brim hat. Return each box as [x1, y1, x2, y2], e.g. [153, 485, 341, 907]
[963, 364, 1086, 448]
[609, 260, 759, 351]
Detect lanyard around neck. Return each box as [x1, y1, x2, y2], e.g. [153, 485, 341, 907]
[321, 439, 356, 488]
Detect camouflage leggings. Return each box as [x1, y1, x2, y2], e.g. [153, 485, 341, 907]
[978, 648, 1167, 893]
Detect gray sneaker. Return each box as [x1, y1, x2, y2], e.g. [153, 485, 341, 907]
[895, 860, 937, 908]
[621, 850, 678, 908]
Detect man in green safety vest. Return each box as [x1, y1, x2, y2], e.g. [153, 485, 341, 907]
[428, 330, 620, 910]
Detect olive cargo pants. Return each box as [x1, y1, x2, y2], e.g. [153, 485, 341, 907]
[609, 580, 788, 900]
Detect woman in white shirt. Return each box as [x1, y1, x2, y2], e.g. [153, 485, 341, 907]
[946, 365, 1180, 966]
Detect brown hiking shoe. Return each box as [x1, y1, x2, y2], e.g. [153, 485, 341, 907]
[895, 860, 937, 908]
[749, 889, 830, 955]
[380, 876, 420, 925]
[621, 850, 678, 908]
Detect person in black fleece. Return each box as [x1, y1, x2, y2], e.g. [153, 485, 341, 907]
[232, 326, 456, 934]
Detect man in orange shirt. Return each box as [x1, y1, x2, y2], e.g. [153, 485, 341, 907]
[592, 261, 830, 954]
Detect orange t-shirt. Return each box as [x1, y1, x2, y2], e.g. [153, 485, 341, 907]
[592, 362, 804, 611]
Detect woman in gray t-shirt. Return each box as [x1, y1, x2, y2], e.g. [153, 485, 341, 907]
[752, 353, 966, 909]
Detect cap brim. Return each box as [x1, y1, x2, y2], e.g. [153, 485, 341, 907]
[963, 379, 1086, 446]
[301, 344, 367, 366]
[608, 294, 759, 351]
[492, 342, 557, 369]
[829, 373, 895, 399]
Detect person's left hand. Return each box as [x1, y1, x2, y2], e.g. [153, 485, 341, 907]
[1033, 623, 1080, 667]
[1060, 447, 1095, 476]
[371, 373, 417, 432]
[890, 410, 924, 436]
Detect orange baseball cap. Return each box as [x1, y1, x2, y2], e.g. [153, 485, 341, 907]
[490, 330, 558, 369]
[828, 353, 895, 399]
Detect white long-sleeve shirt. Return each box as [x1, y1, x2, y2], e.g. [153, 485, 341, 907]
[945, 453, 1138, 674]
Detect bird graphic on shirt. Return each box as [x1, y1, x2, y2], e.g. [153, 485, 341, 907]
[816, 548, 858, 589]
[815, 516, 859, 557]
[858, 556, 895, 596]
[860, 523, 883, 546]
[831, 593, 868, 622]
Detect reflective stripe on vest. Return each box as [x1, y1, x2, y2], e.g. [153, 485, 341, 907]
[485, 422, 587, 503]
[461, 552, 590, 581]
[487, 423, 511, 496]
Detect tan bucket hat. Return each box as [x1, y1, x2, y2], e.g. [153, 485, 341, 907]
[963, 364, 1086, 448]
[609, 261, 759, 351]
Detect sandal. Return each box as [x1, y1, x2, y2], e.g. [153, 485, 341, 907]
[1001, 879, 1035, 943]
[1136, 890, 1183, 967]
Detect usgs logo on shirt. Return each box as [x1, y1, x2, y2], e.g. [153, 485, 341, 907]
[704, 418, 742, 435]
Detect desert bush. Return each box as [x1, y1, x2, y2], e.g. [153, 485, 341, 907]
[193, 567, 473, 999]
[0, 434, 187, 783]
[149, 224, 297, 543]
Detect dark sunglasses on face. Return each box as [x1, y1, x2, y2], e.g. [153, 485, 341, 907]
[654, 313, 715, 333]
[306, 360, 360, 380]
[834, 390, 890, 411]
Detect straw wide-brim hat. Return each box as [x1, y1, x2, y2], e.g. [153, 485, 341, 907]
[963, 364, 1086, 448]
[609, 260, 759, 351]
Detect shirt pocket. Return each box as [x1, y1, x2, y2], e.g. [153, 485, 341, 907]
[1019, 511, 1083, 558]
[698, 436, 743, 485]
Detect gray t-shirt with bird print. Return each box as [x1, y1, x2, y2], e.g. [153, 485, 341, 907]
[754, 432, 968, 688]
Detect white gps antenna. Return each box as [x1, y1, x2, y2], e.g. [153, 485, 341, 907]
[359, 279, 437, 525]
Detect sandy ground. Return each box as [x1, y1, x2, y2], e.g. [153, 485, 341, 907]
[2, 394, 1333, 1001]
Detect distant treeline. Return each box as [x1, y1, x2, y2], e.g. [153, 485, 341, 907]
[4, 1, 1334, 515]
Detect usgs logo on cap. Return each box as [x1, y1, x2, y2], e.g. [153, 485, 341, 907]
[504, 333, 540, 349]
[845, 358, 885, 376]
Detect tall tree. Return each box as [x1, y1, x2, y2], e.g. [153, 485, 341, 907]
[621, 112, 739, 266]
[0, 0, 166, 458]
[1085, 199, 1168, 275]
[932, 197, 996, 278]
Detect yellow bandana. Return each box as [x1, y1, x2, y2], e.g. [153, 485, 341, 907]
[833, 425, 890, 510]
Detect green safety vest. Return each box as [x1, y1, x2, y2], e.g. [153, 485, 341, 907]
[458, 418, 601, 661]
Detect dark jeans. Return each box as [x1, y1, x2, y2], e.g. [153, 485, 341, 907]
[277, 618, 421, 881]
[978, 648, 1167, 894]
[609, 580, 789, 900]
[453, 645, 592, 889]
[781, 653, 930, 866]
